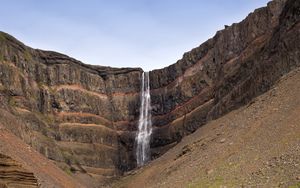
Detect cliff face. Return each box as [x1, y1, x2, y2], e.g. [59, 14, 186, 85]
[149, 0, 300, 155]
[0, 33, 143, 175]
[0, 0, 299, 181]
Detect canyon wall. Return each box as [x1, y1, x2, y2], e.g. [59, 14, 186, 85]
[0, 35, 143, 176]
[149, 0, 300, 156]
[0, 0, 299, 180]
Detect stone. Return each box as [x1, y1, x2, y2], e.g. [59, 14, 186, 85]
[207, 169, 214, 175]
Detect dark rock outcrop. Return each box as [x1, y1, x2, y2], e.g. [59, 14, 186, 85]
[0, 0, 299, 182]
[0, 153, 38, 188]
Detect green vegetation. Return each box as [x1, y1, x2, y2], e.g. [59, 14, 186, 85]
[8, 96, 17, 107]
[63, 167, 73, 176]
[0, 53, 4, 62]
[24, 49, 32, 62]
[0, 32, 6, 42]
[28, 91, 38, 101]
[40, 113, 55, 126]
[187, 175, 239, 188]
[32, 112, 56, 135]
[0, 84, 5, 92]
[61, 150, 78, 166]
[289, 182, 300, 188]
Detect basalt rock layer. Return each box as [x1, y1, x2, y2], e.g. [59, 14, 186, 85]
[149, 0, 300, 155]
[0, 32, 143, 176]
[0, 0, 299, 184]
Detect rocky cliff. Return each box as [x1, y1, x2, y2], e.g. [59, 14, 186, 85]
[0, 154, 38, 187]
[0, 31, 143, 177]
[0, 0, 299, 185]
[149, 0, 299, 156]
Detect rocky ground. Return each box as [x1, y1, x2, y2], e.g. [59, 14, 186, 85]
[110, 68, 300, 187]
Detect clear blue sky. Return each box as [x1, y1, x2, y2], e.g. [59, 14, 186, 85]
[0, 0, 270, 71]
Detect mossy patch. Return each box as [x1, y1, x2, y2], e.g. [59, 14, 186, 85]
[61, 149, 81, 167]
[0, 53, 4, 62]
[8, 96, 17, 107]
[289, 182, 300, 188]
[187, 175, 239, 188]
[63, 167, 73, 176]
[0, 32, 6, 42]
[0, 84, 5, 92]
[36, 112, 55, 126]
[24, 49, 32, 62]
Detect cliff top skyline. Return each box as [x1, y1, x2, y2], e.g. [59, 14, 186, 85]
[1, 0, 269, 71]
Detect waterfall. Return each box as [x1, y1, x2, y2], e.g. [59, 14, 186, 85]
[136, 72, 152, 166]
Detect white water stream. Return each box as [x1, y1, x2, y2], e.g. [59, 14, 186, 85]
[136, 72, 152, 166]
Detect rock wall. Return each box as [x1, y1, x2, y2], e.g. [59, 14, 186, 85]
[0, 34, 143, 175]
[0, 0, 299, 179]
[0, 153, 38, 187]
[149, 0, 300, 156]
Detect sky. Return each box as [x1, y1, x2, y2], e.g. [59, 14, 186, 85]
[0, 0, 270, 71]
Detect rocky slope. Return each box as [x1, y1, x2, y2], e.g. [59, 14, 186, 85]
[0, 0, 299, 186]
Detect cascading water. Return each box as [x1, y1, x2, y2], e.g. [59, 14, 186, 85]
[136, 72, 152, 166]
